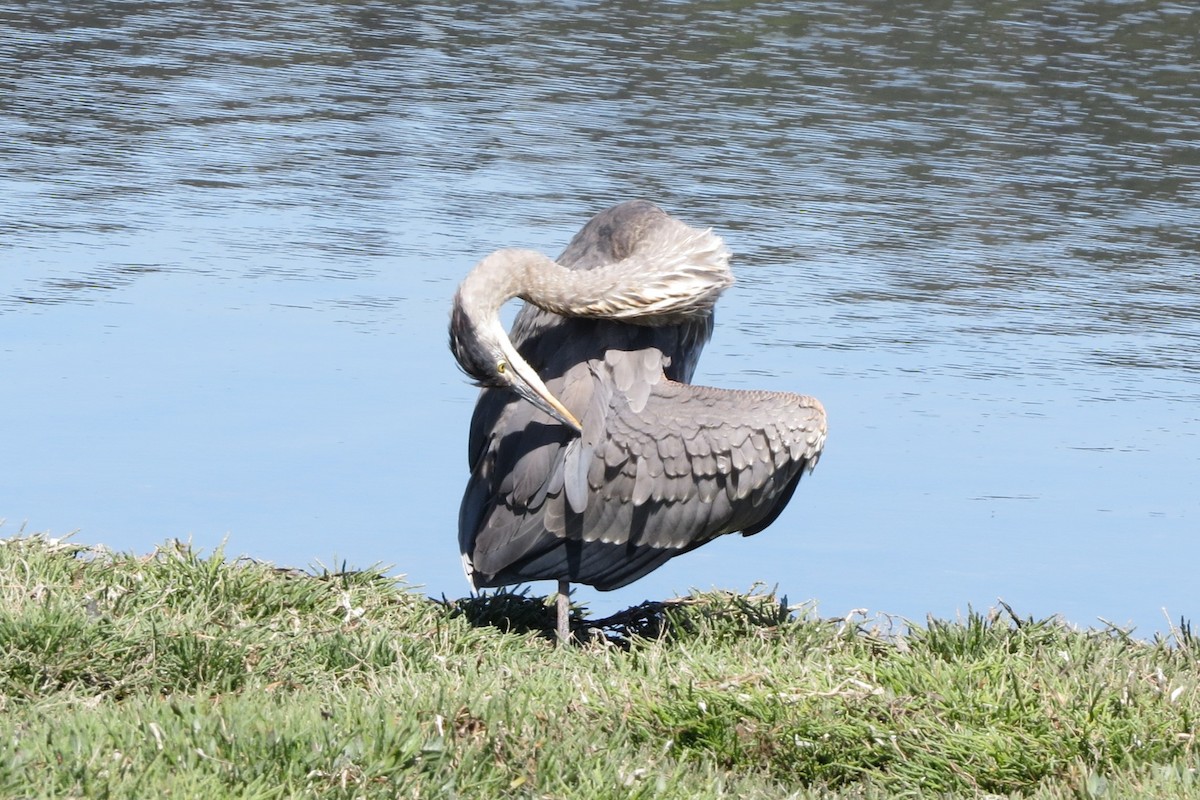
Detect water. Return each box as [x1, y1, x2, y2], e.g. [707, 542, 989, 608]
[3, 1, 1198, 635]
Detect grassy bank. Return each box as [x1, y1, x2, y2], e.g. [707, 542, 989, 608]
[0, 534, 1197, 798]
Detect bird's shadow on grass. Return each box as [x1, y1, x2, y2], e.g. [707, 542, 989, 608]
[436, 585, 799, 648]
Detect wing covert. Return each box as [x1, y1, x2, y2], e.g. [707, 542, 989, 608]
[579, 374, 827, 553]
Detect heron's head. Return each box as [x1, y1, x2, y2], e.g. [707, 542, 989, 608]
[449, 269, 582, 433]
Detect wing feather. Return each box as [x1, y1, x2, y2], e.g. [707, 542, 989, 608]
[459, 200, 826, 593]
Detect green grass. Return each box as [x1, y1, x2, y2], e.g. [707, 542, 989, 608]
[0, 534, 1197, 798]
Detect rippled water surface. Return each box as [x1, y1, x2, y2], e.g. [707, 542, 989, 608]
[3, 1, 1198, 633]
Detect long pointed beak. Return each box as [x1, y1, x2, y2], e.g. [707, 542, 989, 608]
[501, 340, 583, 433]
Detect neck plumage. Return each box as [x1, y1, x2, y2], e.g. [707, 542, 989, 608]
[458, 224, 733, 328]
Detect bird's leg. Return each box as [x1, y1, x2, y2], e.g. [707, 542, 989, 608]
[556, 579, 570, 645]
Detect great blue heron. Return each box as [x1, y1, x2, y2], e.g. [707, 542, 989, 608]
[449, 201, 827, 643]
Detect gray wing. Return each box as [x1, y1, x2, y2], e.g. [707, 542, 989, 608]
[462, 347, 826, 591]
[459, 199, 825, 592]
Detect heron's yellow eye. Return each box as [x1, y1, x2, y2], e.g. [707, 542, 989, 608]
[497, 360, 507, 374]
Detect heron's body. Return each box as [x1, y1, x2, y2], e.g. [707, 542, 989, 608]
[451, 201, 827, 606]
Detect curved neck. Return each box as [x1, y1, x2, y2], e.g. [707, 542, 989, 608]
[458, 225, 732, 327]
[455, 248, 555, 325]
[450, 224, 731, 432]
